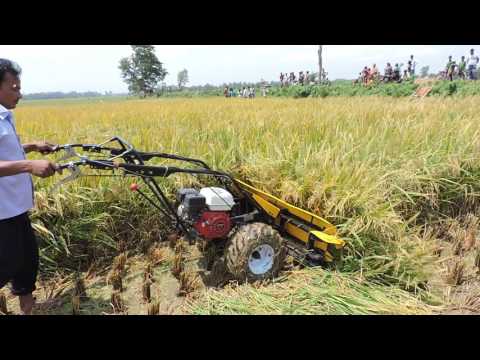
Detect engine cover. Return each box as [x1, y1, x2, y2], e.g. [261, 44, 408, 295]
[194, 211, 231, 240]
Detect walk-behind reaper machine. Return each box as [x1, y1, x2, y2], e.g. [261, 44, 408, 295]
[50, 137, 345, 283]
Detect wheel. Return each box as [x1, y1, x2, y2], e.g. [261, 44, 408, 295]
[225, 222, 286, 283]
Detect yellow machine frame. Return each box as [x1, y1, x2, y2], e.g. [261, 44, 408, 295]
[234, 179, 345, 262]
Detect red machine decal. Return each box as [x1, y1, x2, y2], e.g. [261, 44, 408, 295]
[194, 211, 231, 239]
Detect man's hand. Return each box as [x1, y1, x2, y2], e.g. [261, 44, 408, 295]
[35, 142, 57, 154]
[28, 160, 58, 178]
[23, 142, 57, 154]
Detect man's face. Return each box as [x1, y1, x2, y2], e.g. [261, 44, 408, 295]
[0, 72, 22, 110]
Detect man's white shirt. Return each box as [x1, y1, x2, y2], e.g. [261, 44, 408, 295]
[0, 104, 34, 220]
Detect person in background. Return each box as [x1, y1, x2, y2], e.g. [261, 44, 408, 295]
[280, 72, 285, 87]
[458, 56, 467, 80]
[447, 61, 456, 81]
[261, 79, 267, 97]
[407, 61, 412, 78]
[409, 55, 417, 78]
[362, 66, 369, 85]
[445, 56, 454, 79]
[305, 71, 310, 85]
[299, 71, 304, 86]
[467, 48, 479, 80]
[384, 63, 393, 82]
[371, 64, 379, 81]
[393, 64, 402, 82]
[290, 72, 296, 84]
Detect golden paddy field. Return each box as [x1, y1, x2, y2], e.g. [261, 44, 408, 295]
[3, 96, 480, 315]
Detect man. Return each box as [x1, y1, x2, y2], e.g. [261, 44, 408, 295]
[447, 61, 456, 81]
[298, 71, 304, 86]
[467, 48, 479, 80]
[362, 66, 369, 85]
[409, 55, 417, 78]
[371, 64, 379, 81]
[393, 64, 402, 82]
[384, 63, 393, 82]
[0, 59, 58, 315]
[290, 72, 295, 84]
[458, 56, 467, 80]
[445, 56, 454, 78]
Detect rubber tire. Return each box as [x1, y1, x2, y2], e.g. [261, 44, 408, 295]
[225, 222, 286, 283]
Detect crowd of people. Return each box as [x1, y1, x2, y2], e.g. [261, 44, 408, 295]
[279, 70, 326, 87]
[355, 55, 418, 86]
[442, 49, 479, 81]
[224, 86, 257, 98]
[356, 49, 479, 86]
[222, 49, 480, 98]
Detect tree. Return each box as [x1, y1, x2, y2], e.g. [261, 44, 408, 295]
[177, 69, 189, 90]
[119, 45, 167, 97]
[420, 66, 430, 78]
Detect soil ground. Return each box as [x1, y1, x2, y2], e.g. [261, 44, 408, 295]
[2, 225, 480, 315]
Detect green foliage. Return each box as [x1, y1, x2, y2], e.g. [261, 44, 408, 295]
[155, 80, 480, 99]
[268, 81, 419, 98]
[430, 80, 480, 96]
[119, 45, 167, 97]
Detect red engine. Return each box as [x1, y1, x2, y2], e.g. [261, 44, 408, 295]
[193, 211, 231, 240]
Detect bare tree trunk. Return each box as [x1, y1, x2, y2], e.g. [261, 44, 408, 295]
[318, 45, 323, 84]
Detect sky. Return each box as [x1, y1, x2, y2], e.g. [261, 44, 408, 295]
[0, 45, 478, 94]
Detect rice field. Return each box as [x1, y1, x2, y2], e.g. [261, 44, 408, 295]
[9, 96, 480, 315]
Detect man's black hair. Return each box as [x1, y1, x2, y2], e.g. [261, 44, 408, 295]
[0, 59, 22, 84]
